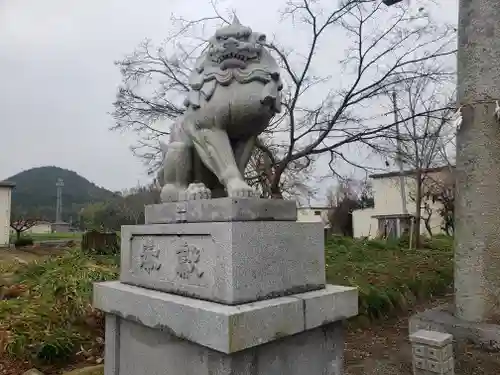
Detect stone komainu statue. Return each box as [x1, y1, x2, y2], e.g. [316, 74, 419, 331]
[158, 17, 283, 202]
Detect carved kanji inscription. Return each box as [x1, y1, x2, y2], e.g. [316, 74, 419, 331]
[175, 242, 204, 280]
[139, 238, 162, 274]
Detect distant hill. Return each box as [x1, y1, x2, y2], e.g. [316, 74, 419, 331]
[7, 166, 118, 223]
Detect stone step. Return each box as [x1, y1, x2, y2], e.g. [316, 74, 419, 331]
[93, 281, 358, 354]
[145, 198, 297, 224]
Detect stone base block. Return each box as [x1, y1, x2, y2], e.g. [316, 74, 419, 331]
[104, 315, 344, 375]
[410, 330, 454, 375]
[94, 281, 358, 354]
[120, 221, 325, 305]
[145, 198, 297, 224]
[409, 304, 500, 352]
[95, 282, 357, 375]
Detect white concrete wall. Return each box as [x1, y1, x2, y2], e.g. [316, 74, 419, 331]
[9, 223, 52, 234]
[372, 176, 415, 217]
[26, 223, 52, 234]
[297, 207, 329, 227]
[375, 176, 447, 236]
[0, 187, 12, 247]
[352, 208, 377, 238]
[352, 171, 450, 239]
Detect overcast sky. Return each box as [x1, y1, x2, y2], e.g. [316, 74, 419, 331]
[0, 0, 457, 197]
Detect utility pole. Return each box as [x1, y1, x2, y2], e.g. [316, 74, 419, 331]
[56, 178, 64, 223]
[393, 91, 408, 216]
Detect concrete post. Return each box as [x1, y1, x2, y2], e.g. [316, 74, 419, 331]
[410, 330, 454, 375]
[455, 0, 500, 322]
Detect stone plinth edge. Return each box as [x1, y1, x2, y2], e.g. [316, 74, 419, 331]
[93, 281, 358, 354]
[144, 198, 297, 224]
[409, 329, 453, 347]
[409, 304, 500, 352]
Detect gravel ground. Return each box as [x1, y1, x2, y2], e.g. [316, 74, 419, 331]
[345, 295, 500, 375]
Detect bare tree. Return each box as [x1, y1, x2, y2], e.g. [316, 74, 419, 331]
[378, 75, 456, 247]
[80, 184, 161, 230]
[10, 217, 39, 241]
[245, 138, 317, 201]
[326, 176, 374, 236]
[112, 0, 456, 198]
[119, 183, 161, 224]
[430, 175, 454, 236]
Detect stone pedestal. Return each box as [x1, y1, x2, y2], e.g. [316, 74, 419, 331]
[93, 198, 358, 375]
[409, 330, 454, 375]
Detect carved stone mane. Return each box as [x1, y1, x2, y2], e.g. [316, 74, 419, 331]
[183, 17, 282, 112]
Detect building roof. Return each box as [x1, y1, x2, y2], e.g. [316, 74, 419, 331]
[369, 165, 454, 179]
[372, 213, 414, 219]
[297, 206, 330, 210]
[0, 180, 15, 189]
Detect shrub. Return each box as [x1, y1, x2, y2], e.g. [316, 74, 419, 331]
[0, 250, 118, 364]
[14, 237, 34, 247]
[0, 235, 453, 366]
[325, 236, 453, 320]
[82, 230, 119, 255]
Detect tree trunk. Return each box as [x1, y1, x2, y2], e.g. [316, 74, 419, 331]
[270, 185, 283, 199]
[16, 230, 21, 241]
[414, 170, 423, 248]
[424, 215, 433, 237]
[269, 170, 284, 199]
[447, 214, 454, 235]
[423, 202, 433, 237]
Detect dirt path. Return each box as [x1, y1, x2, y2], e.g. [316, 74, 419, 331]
[344, 295, 500, 375]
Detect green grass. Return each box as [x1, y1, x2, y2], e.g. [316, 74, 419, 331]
[325, 235, 453, 320]
[0, 250, 117, 363]
[10, 232, 83, 242]
[0, 235, 453, 366]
